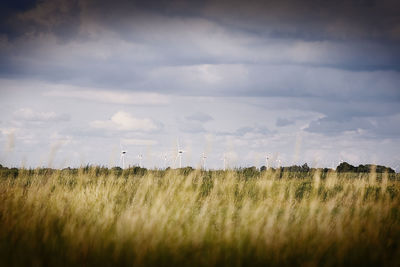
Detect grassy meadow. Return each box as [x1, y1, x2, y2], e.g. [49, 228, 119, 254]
[0, 166, 399, 266]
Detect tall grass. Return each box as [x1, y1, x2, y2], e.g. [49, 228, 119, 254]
[0, 168, 399, 266]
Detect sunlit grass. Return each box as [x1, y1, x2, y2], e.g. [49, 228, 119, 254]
[0, 168, 399, 266]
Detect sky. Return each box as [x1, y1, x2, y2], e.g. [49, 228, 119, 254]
[0, 0, 400, 170]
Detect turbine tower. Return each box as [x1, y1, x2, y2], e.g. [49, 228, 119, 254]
[265, 155, 269, 170]
[201, 153, 207, 170]
[174, 139, 185, 168]
[138, 153, 143, 168]
[163, 154, 168, 169]
[120, 143, 127, 169]
[276, 158, 282, 168]
[221, 153, 227, 171]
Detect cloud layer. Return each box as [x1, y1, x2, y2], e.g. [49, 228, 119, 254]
[0, 0, 399, 168]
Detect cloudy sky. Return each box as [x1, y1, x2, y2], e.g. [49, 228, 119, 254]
[1, 0, 400, 169]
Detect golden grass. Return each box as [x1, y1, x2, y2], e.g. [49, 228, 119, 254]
[0, 168, 399, 266]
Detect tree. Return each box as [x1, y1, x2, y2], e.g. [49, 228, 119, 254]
[301, 163, 310, 172]
[336, 162, 357, 172]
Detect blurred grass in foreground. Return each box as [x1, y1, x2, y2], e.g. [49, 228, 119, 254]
[0, 167, 399, 266]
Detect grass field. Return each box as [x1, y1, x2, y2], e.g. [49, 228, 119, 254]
[0, 167, 399, 266]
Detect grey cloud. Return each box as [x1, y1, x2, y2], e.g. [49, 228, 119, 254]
[185, 112, 213, 122]
[45, 89, 170, 105]
[1, 0, 399, 101]
[5, 0, 399, 43]
[217, 125, 273, 137]
[305, 117, 373, 135]
[256, 96, 400, 122]
[178, 111, 214, 133]
[364, 114, 400, 138]
[0, 0, 41, 38]
[309, 99, 400, 120]
[61, 126, 113, 138]
[235, 127, 258, 136]
[2, 32, 399, 101]
[1, 0, 81, 42]
[178, 121, 206, 134]
[1, 0, 400, 76]
[276, 117, 295, 127]
[305, 113, 400, 138]
[13, 108, 70, 122]
[205, 0, 400, 42]
[236, 125, 273, 136]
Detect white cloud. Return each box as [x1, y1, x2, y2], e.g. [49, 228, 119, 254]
[45, 87, 169, 105]
[13, 108, 70, 122]
[90, 111, 158, 131]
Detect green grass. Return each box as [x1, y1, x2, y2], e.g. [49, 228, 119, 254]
[0, 167, 399, 266]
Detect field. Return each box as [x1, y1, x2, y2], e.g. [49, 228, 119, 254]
[0, 167, 399, 266]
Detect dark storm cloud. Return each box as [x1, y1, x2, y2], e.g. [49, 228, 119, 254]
[0, 0, 40, 38]
[5, 0, 398, 41]
[211, 0, 400, 45]
[1, 0, 400, 51]
[0, 0, 81, 41]
[1, 0, 399, 84]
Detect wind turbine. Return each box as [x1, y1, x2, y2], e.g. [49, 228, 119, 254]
[120, 143, 127, 169]
[137, 153, 143, 168]
[201, 152, 207, 170]
[265, 155, 270, 170]
[221, 153, 227, 171]
[163, 154, 168, 169]
[174, 139, 185, 168]
[276, 158, 282, 168]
